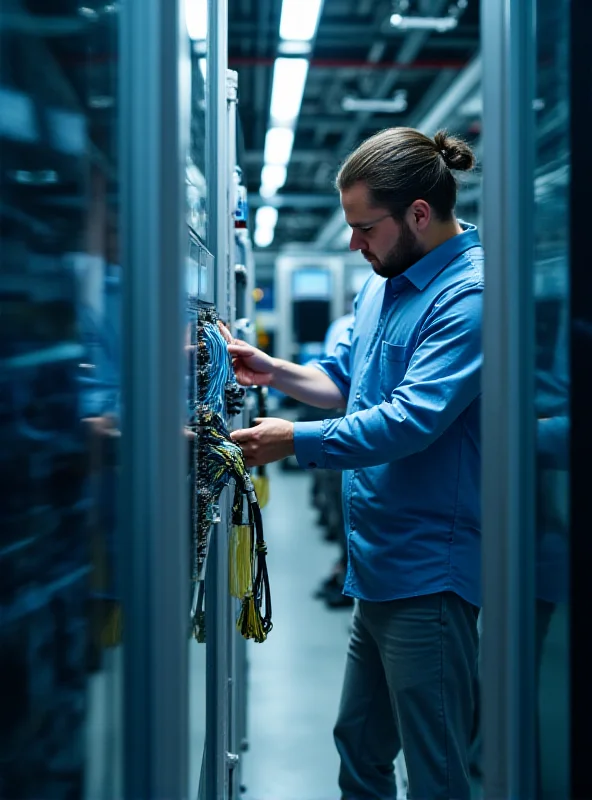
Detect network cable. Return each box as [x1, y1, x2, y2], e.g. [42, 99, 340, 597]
[188, 304, 272, 643]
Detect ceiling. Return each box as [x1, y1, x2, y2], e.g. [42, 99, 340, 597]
[228, 0, 482, 252]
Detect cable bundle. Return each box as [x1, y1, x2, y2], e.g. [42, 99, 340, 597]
[251, 386, 270, 509]
[188, 305, 272, 642]
[229, 480, 273, 642]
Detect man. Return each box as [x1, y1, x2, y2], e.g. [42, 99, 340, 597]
[226, 126, 482, 800]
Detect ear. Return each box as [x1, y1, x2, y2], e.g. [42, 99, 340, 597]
[407, 200, 431, 232]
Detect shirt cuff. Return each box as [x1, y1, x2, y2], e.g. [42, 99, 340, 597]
[293, 420, 326, 470]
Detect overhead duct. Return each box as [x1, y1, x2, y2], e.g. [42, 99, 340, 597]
[313, 54, 482, 250]
[390, 0, 468, 32]
[390, 13, 458, 32]
[342, 90, 408, 114]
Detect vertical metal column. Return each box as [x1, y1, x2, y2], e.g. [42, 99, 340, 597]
[570, 6, 592, 797]
[120, 0, 190, 797]
[205, 0, 231, 796]
[225, 68, 242, 800]
[481, 0, 537, 797]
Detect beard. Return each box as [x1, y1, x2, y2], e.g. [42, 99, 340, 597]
[363, 220, 425, 279]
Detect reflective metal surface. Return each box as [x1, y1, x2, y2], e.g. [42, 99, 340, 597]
[0, 2, 124, 796]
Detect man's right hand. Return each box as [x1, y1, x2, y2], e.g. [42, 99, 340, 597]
[218, 322, 274, 387]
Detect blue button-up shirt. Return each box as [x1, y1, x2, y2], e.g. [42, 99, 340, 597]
[294, 224, 483, 607]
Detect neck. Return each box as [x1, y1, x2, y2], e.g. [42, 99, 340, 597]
[423, 217, 464, 251]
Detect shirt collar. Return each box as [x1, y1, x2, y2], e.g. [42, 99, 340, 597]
[391, 222, 481, 293]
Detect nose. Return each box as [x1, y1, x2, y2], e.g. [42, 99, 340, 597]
[349, 228, 364, 251]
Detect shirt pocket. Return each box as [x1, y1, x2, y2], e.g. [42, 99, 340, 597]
[380, 341, 408, 400]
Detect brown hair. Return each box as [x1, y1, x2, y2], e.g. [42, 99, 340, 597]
[336, 127, 475, 221]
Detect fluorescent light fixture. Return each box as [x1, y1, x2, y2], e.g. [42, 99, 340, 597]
[256, 206, 279, 228]
[278, 40, 312, 56]
[263, 127, 295, 166]
[270, 58, 309, 123]
[186, 0, 207, 41]
[198, 57, 207, 81]
[260, 164, 287, 194]
[279, 0, 323, 41]
[342, 90, 407, 114]
[390, 13, 458, 32]
[254, 226, 275, 248]
[259, 185, 278, 200]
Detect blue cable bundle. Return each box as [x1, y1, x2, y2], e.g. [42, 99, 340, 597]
[188, 306, 271, 643]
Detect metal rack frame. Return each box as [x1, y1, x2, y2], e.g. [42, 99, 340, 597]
[120, 0, 190, 796]
[481, 0, 537, 796]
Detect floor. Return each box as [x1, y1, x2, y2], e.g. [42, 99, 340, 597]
[242, 463, 353, 800]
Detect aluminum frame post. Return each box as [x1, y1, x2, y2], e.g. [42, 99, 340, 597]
[120, 0, 190, 796]
[481, 0, 537, 797]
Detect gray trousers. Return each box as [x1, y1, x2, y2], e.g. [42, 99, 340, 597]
[334, 592, 479, 800]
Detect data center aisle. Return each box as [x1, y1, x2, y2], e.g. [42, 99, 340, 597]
[242, 462, 351, 800]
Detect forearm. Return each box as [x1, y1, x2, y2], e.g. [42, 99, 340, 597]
[270, 358, 346, 408]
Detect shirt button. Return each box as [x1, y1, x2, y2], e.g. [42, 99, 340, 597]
[308, 461, 317, 468]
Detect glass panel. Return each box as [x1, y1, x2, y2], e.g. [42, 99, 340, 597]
[534, 0, 570, 796]
[186, 2, 209, 796]
[0, 2, 123, 798]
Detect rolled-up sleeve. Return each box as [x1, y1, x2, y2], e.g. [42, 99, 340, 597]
[295, 286, 482, 471]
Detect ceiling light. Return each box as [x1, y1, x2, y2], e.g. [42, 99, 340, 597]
[259, 185, 278, 200]
[254, 226, 275, 248]
[263, 127, 295, 166]
[78, 7, 99, 20]
[9, 169, 59, 185]
[390, 13, 458, 32]
[342, 90, 407, 113]
[198, 57, 207, 81]
[260, 164, 287, 194]
[270, 58, 309, 124]
[279, 0, 323, 42]
[186, 0, 207, 41]
[256, 206, 279, 228]
[278, 40, 312, 56]
[89, 95, 114, 109]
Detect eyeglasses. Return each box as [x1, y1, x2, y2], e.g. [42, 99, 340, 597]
[350, 212, 392, 232]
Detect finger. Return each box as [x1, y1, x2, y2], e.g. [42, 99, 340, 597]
[230, 428, 255, 443]
[252, 417, 265, 426]
[217, 321, 234, 344]
[228, 344, 254, 357]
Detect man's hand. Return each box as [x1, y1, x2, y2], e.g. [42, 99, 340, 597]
[218, 322, 275, 387]
[230, 417, 294, 467]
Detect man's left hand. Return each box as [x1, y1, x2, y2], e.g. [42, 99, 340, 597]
[230, 417, 295, 467]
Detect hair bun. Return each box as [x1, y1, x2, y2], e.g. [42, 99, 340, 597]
[433, 130, 475, 172]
